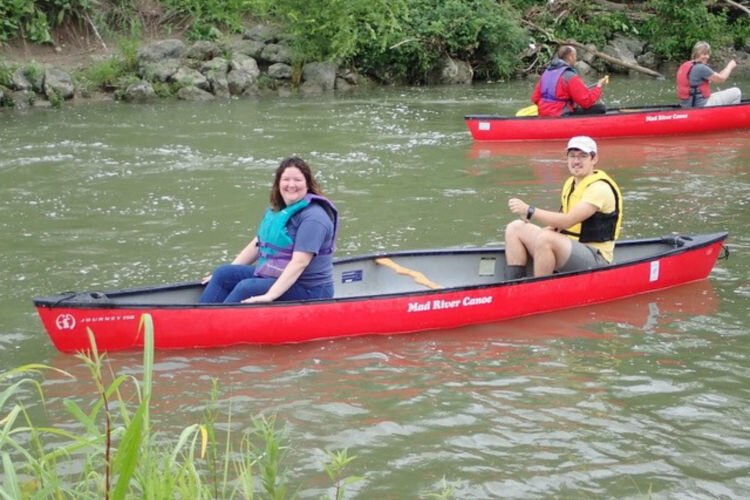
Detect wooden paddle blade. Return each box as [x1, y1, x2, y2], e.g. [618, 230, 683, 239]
[515, 104, 538, 117]
[375, 258, 443, 289]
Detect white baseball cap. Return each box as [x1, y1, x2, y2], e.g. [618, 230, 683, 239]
[566, 136, 598, 154]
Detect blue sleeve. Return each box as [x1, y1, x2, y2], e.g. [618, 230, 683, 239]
[289, 205, 334, 255]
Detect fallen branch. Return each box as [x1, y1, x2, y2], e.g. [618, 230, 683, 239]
[84, 13, 108, 52]
[522, 19, 664, 79]
[722, 0, 750, 15]
[564, 40, 664, 79]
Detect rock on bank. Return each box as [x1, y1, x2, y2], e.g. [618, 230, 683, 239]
[0, 24, 366, 109]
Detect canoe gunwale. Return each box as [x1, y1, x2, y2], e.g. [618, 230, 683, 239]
[33, 232, 728, 310]
[464, 99, 750, 122]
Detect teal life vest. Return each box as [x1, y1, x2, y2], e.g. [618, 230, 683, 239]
[254, 194, 338, 278]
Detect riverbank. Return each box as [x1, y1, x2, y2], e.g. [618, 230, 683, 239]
[1, 23, 402, 110]
[2, 25, 749, 111]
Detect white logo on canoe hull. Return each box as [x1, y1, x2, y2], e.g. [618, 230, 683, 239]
[55, 313, 76, 330]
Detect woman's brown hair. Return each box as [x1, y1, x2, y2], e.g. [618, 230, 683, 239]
[269, 156, 323, 210]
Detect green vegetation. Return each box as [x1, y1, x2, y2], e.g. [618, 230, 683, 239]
[556, 8, 637, 48]
[640, 0, 734, 60]
[0, 315, 371, 498]
[1, 1, 749, 90]
[246, 0, 407, 65]
[0, 59, 11, 86]
[75, 38, 139, 95]
[161, 0, 252, 40]
[243, 0, 527, 83]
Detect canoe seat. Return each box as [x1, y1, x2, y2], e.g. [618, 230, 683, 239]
[375, 258, 443, 289]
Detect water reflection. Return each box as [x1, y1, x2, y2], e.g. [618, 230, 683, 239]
[467, 130, 750, 183]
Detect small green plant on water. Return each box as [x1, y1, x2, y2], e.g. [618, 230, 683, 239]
[323, 448, 363, 500]
[422, 476, 455, 499]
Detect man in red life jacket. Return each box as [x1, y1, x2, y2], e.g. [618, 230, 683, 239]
[676, 41, 741, 107]
[531, 45, 609, 117]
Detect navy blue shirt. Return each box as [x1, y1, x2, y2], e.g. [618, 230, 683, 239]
[285, 203, 335, 287]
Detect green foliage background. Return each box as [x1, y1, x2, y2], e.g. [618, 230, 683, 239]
[640, 0, 742, 60]
[1, 0, 748, 85]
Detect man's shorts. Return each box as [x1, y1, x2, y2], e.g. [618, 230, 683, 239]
[557, 240, 608, 273]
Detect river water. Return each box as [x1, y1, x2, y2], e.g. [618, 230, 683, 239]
[2, 78, 750, 498]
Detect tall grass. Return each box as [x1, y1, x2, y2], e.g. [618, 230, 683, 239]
[75, 38, 140, 95]
[0, 314, 370, 499]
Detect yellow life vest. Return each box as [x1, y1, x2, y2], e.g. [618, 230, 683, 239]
[560, 170, 623, 242]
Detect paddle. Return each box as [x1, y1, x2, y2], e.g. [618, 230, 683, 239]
[515, 104, 538, 117]
[375, 258, 443, 289]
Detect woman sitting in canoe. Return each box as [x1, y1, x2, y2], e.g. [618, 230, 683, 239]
[677, 40, 742, 107]
[531, 45, 609, 117]
[504, 136, 622, 279]
[200, 156, 338, 303]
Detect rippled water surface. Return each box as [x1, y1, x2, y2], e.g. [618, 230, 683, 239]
[2, 78, 750, 498]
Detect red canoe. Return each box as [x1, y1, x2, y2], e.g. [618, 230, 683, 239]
[34, 232, 728, 353]
[465, 101, 750, 142]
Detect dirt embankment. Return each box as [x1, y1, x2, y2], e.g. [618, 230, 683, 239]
[1, 30, 120, 72]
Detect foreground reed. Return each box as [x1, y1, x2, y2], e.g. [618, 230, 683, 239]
[0, 314, 380, 499]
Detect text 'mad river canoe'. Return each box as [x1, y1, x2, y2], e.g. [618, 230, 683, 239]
[34, 232, 728, 353]
[465, 101, 750, 142]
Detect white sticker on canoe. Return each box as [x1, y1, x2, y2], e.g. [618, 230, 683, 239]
[407, 295, 493, 312]
[478, 121, 491, 131]
[650, 260, 660, 282]
[644, 113, 688, 123]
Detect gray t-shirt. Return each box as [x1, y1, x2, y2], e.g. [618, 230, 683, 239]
[680, 63, 714, 107]
[285, 203, 336, 287]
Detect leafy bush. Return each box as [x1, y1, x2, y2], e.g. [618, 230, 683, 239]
[246, 0, 527, 84]
[556, 7, 638, 48]
[0, 59, 13, 87]
[244, 0, 408, 66]
[162, 0, 252, 40]
[91, 0, 145, 39]
[0, 1, 52, 43]
[360, 0, 527, 83]
[0, 0, 97, 43]
[75, 38, 139, 93]
[641, 0, 732, 60]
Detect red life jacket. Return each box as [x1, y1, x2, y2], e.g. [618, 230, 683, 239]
[538, 62, 575, 116]
[676, 61, 711, 103]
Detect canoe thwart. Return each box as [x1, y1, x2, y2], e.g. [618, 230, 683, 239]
[375, 257, 443, 289]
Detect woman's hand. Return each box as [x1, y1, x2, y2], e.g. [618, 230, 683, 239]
[242, 294, 273, 304]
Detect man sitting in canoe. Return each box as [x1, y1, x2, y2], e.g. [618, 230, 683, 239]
[504, 136, 622, 279]
[199, 156, 338, 303]
[530, 45, 609, 117]
[677, 41, 741, 107]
